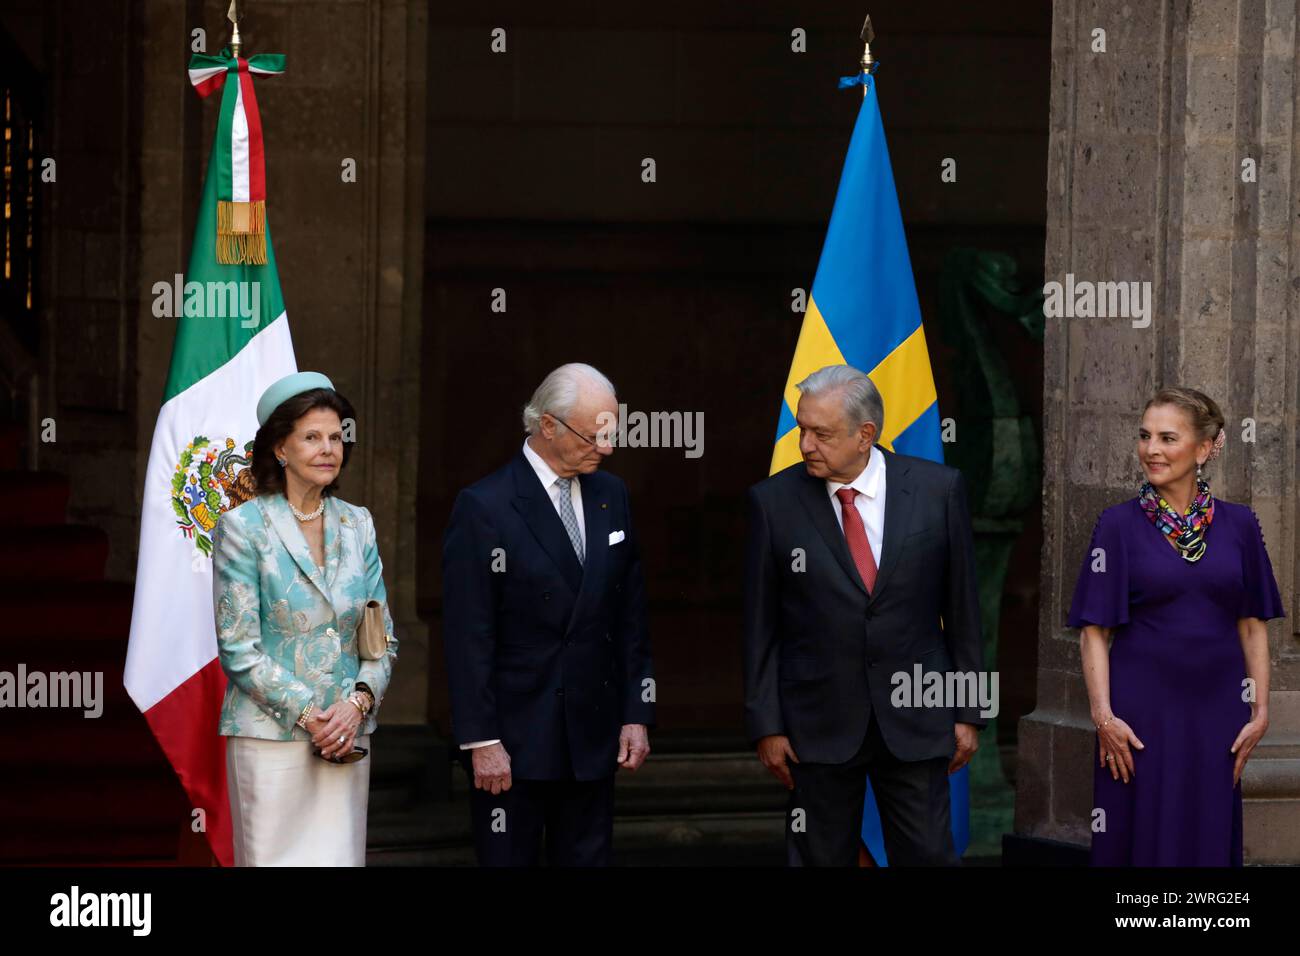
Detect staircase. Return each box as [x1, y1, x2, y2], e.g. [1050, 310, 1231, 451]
[606, 734, 788, 866]
[365, 729, 1015, 866]
[0, 422, 193, 864]
[365, 730, 787, 866]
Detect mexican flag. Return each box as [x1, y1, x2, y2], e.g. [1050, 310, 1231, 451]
[124, 48, 292, 866]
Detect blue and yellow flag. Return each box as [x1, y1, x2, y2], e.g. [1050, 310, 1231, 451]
[769, 69, 970, 864]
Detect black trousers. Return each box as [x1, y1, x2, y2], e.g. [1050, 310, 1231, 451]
[461, 753, 615, 866]
[787, 714, 958, 866]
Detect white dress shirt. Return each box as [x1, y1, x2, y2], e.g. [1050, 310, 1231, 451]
[521, 437, 586, 552]
[826, 445, 886, 563]
[462, 439, 587, 751]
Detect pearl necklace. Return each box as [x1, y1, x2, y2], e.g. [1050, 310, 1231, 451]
[288, 495, 325, 522]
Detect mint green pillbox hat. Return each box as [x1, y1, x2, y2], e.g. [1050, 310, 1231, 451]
[256, 371, 335, 426]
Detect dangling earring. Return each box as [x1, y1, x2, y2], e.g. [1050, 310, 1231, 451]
[1196, 461, 1203, 479]
[277, 456, 287, 467]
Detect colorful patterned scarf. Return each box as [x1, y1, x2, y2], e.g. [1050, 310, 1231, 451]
[1137, 477, 1214, 563]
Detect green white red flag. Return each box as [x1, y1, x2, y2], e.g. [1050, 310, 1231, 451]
[124, 47, 293, 866]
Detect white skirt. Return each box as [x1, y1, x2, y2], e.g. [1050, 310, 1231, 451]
[226, 734, 371, 866]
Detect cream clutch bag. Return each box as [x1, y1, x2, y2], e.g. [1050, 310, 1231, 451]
[358, 599, 388, 661]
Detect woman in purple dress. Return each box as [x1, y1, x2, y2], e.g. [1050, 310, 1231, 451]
[1068, 387, 1282, 866]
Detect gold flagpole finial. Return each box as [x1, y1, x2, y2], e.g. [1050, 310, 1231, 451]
[859, 15, 875, 74]
[228, 0, 244, 58]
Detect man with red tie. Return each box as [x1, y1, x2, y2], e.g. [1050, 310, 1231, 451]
[742, 364, 985, 866]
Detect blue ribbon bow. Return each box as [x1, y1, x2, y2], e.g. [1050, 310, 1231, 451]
[837, 62, 880, 90]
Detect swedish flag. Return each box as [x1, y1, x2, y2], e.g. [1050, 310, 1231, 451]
[769, 69, 970, 864]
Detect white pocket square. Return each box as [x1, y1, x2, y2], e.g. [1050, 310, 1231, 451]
[608, 530, 625, 545]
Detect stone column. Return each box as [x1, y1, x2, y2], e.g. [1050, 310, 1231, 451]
[1017, 0, 1300, 862]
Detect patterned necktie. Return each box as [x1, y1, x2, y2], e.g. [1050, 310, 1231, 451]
[835, 487, 877, 593]
[554, 476, 585, 565]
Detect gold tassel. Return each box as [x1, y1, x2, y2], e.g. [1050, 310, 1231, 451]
[216, 200, 267, 264]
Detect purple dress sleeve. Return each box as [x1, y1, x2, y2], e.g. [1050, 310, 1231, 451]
[1067, 507, 1130, 628]
[1239, 508, 1285, 621]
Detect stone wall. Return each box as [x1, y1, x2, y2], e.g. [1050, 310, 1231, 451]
[1019, 0, 1300, 862]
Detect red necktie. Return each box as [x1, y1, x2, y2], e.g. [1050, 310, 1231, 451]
[835, 487, 878, 593]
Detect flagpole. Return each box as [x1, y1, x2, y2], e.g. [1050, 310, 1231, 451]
[228, 0, 243, 58]
[858, 15, 875, 99]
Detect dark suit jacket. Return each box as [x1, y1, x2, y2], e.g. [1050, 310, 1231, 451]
[743, 447, 986, 764]
[442, 450, 656, 781]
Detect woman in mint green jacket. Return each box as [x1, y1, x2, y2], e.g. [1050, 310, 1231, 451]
[212, 371, 398, 866]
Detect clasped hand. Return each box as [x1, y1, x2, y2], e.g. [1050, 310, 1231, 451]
[308, 700, 363, 759]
